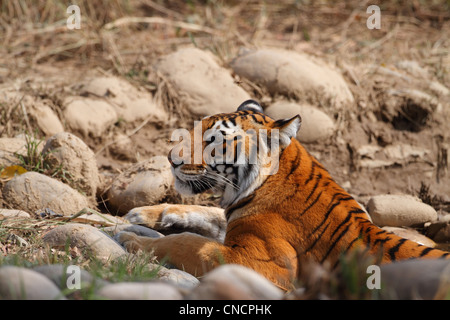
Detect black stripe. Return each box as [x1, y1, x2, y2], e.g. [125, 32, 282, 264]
[419, 247, 434, 257]
[388, 238, 407, 261]
[299, 190, 323, 216]
[441, 252, 449, 258]
[305, 173, 322, 202]
[225, 194, 255, 221]
[349, 208, 366, 214]
[226, 224, 240, 235]
[312, 201, 340, 233]
[287, 143, 301, 178]
[345, 237, 360, 252]
[373, 236, 392, 247]
[304, 161, 316, 185]
[321, 224, 351, 263]
[330, 213, 351, 239]
[304, 221, 331, 254]
[311, 193, 348, 233]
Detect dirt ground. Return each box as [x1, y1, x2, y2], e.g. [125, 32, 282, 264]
[0, 0, 449, 214]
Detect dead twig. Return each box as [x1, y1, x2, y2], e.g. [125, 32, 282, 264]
[102, 16, 220, 35]
[95, 115, 153, 156]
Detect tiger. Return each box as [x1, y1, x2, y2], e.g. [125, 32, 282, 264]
[118, 99, 450, 291]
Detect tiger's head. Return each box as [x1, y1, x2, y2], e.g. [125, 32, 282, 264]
[168, 100, 301, 208]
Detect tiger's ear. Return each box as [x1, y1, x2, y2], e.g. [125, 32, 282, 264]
[273, 115, 302, 146]
[237, 100, 263, 113]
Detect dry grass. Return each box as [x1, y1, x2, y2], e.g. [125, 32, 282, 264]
[1, 1, 448, 69]
[1, 0, 448, 123]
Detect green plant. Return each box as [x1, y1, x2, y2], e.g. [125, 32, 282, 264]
[15, 133, 47, 173]
[13, 132, 75, 186]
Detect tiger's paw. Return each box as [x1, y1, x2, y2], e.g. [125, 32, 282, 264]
[116, 231, 144, 253]
[124, 204, 226, 241]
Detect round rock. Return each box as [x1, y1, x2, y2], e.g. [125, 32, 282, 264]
[380, 259, 450, 299]
[154, 47, 250, 116]
[0, 208, 31, 219]
[186, 264, 284, 300]
[42, 132, 100, 200]
[63, 97, 118, 138]
[3, 172, 89, 216]
[107, 156, 174, 215]
[0, 137, 29, 155]
[42, 223, 127, 262]
[29, 102, 64, 136]
[265, 101, 335, 143]
[33, 264, 108, 293]
[0, 266, 65, 300]
[230, 48, 354, 109]
[382, 226, 436, 247]
[80, 76, 167, 123]
[96, 281, 183, 300]
[367, 194, 437, 227]
[156, 266, 200, 289]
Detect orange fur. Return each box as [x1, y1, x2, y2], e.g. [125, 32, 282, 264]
[119, 105, 450, 290]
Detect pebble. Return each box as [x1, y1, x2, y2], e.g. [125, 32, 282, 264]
[265, 101, 334, 143]
[63, 97, 118, 138]
[0, 150, 19, 168]
[0, 208, 31, 219]
[380, 259, 450, 299]
[80, 76, 167, 123]
[42, 132, 100, 200]
[107, 156, 174, 215]
[186, 264, 284, 300]
[154, 47, 250, 116]
[3, 172, 89, 216]
[0, 266, 65, 300]
[157, 266, 200, 289]
[0, 136, 38, 156]
[33, 264, 108, 294]
[96, 281, 184, 300]
[367, 194, 437, 227]
[230, 48, 354, 109]
[28, 101, 64, 136]
[42, 223, 127, 262]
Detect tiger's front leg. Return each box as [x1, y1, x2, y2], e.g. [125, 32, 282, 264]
[118, 231, 229, 276]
